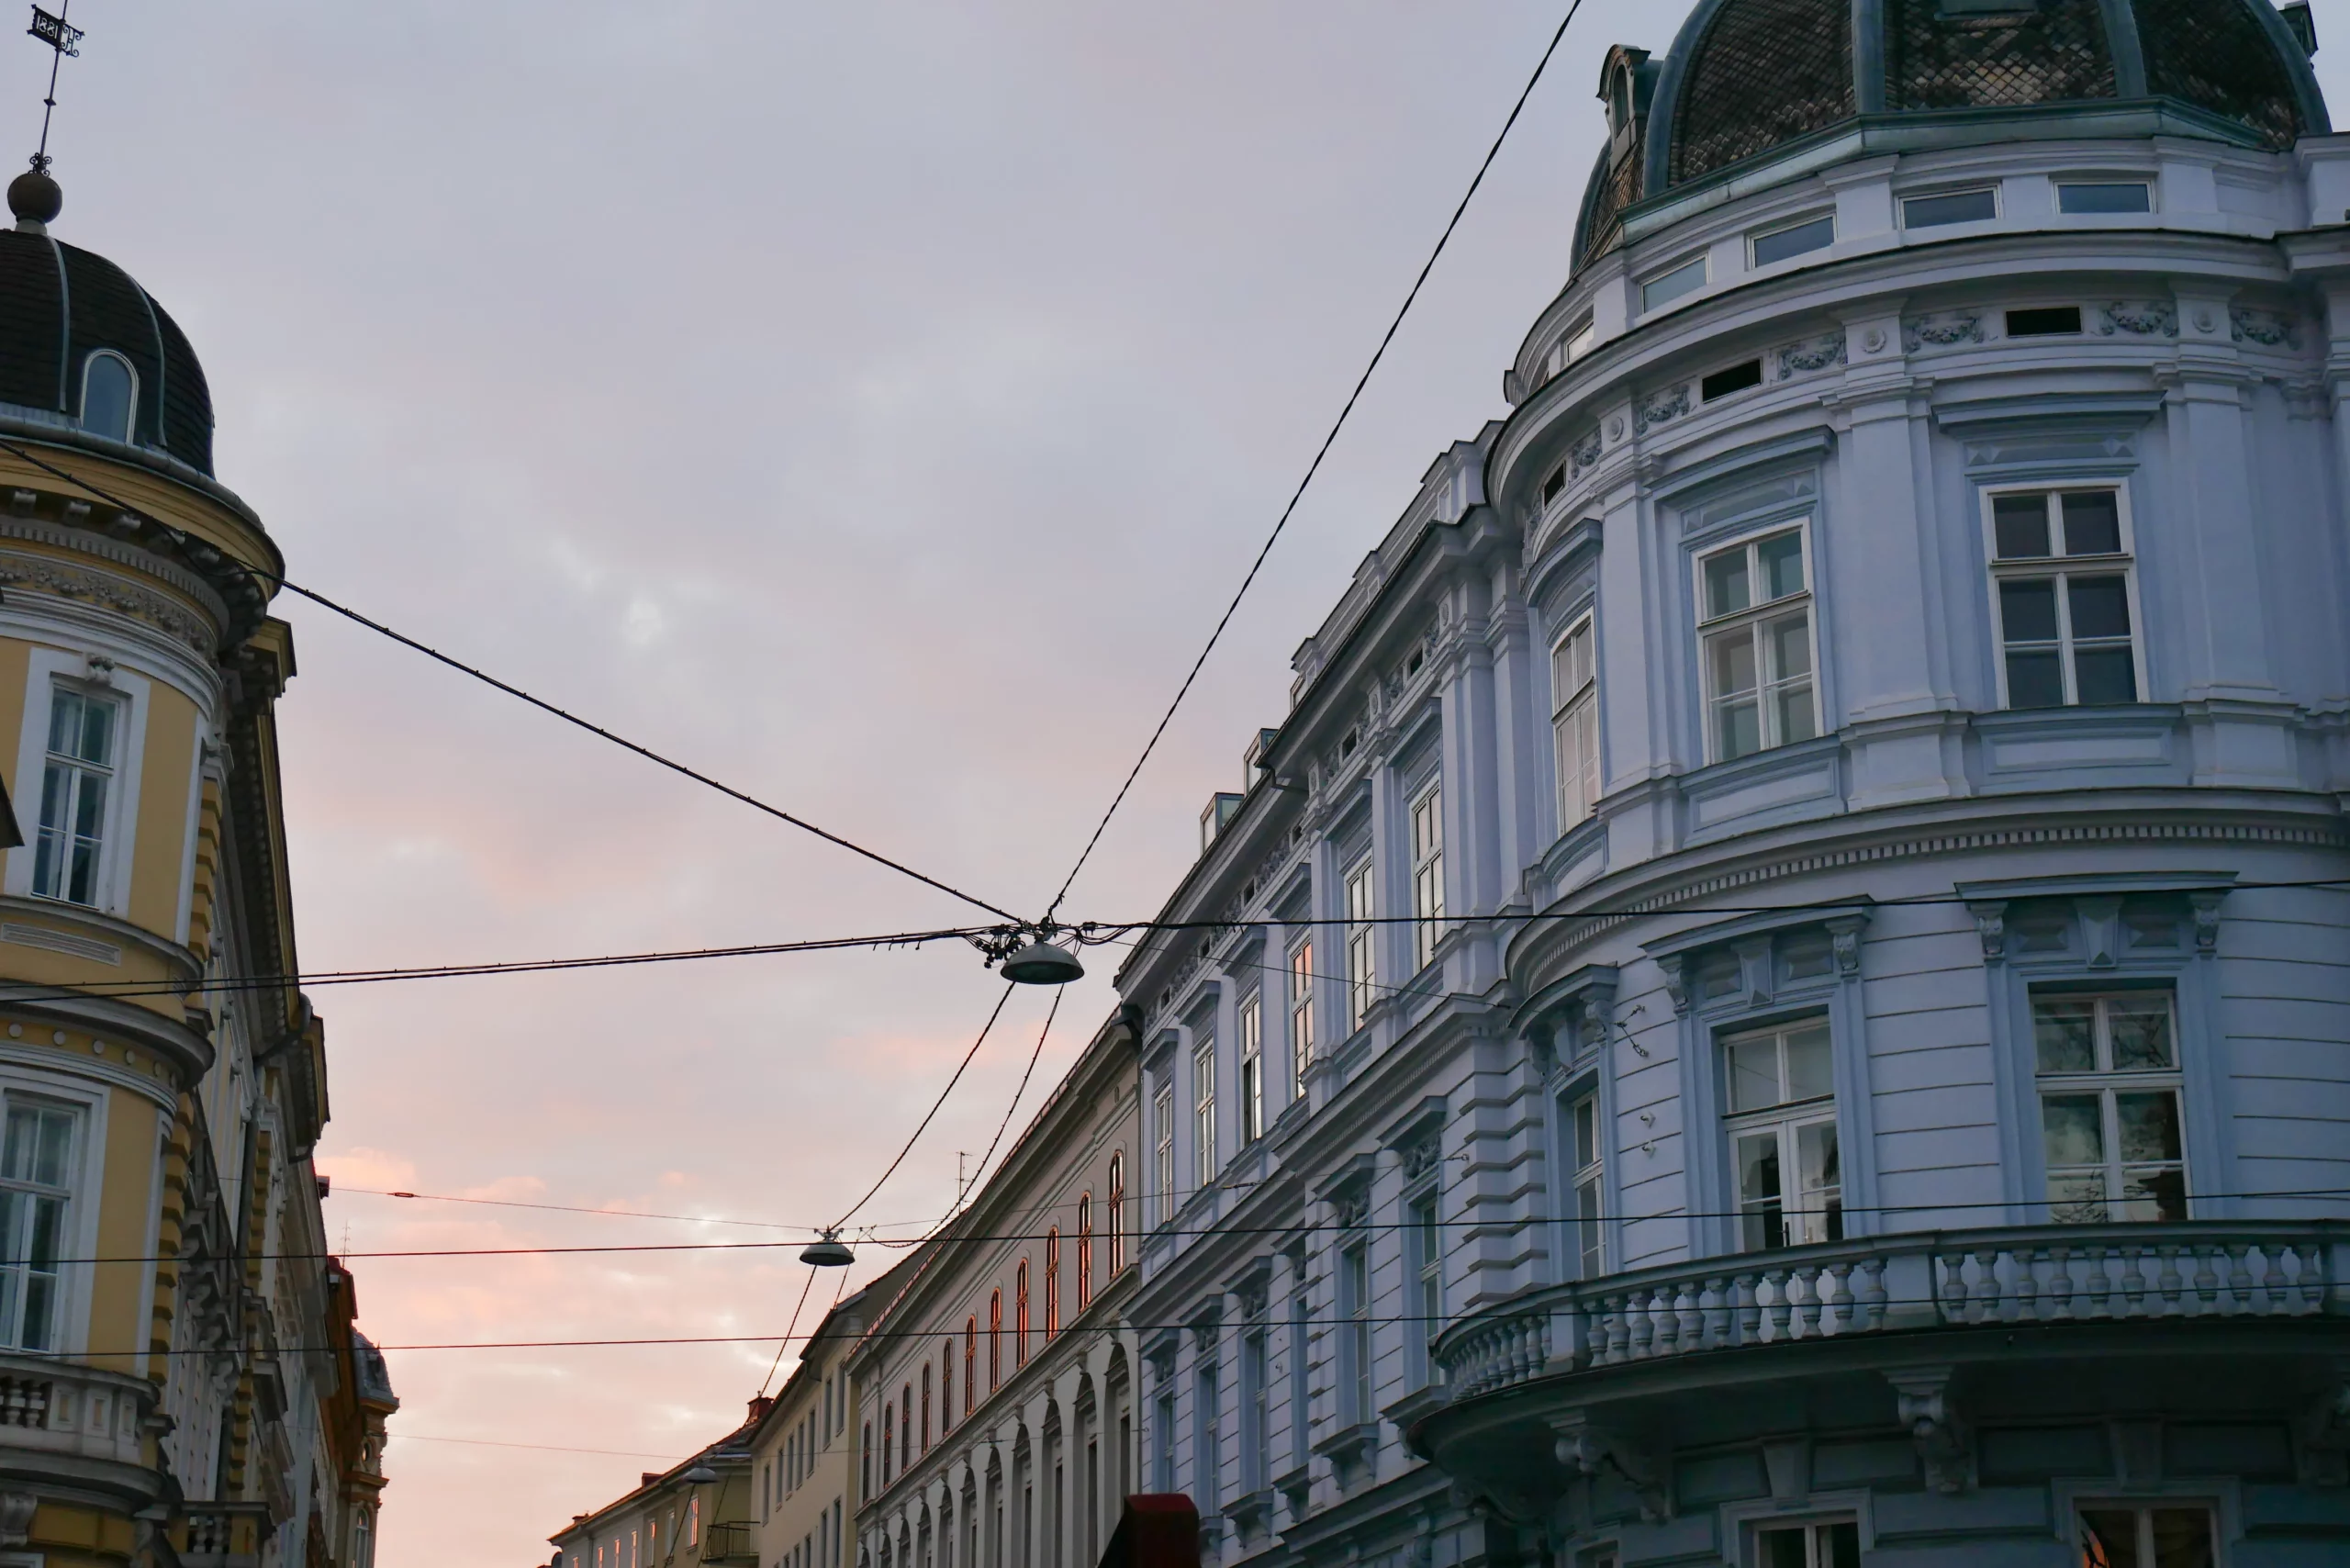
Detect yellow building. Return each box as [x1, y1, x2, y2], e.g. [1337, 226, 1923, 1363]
[549, 1415, 761, 1568]
[0, 163, 389, 1566]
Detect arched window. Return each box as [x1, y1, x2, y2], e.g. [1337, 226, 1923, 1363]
[1045, 1228, 1061, 1338]
[1077, 1193, 1093, 1313]
[78, 351, 133, 443]
[354, 1508, 374, 1568]
[940, 1336, 955, 1429]
[964, 1316, 977, 1410]
[900, 1383, 912, 1472]
[920, 1365, 932, 1453]
[988, 1290, 1002, 1389]
[1015, 1259, 1031, 1365]
[1107, 1155, 1125, 1275]
[862, 1420, 873, 1495]
[881, 1406, 894, 1483]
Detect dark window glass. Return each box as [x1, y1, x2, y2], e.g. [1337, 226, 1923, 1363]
[2068, 576, 2132, 640]
[1702, 360, 1764, 401]
[1993, 494, 2051, 558]
[1903, 188, 1997, 227]
[2059, 182, 2150, 214]
[2000, 578, 2059, 641]
[2074, 646, 2138, 704]
[81, 354, 132, 442]
[2007, 650, 2067, 709]
[2062, 490, 2121, 554]
[1751, 214, 1836, 266]
[2008, 306, 2085, 337]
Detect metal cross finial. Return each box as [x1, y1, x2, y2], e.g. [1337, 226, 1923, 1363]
[25, 2, 81, 175]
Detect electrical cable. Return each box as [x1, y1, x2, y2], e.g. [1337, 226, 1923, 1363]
[830, 981, 1018, 1231]
[755, 1267, 821, 1400]
[395, 1432, 691, 1462]
[1040, 0, 1587, 924]
[0, 434, 1023, 925]
[333, 1186, 816, 1232]
[927, 987, 1062, 1238]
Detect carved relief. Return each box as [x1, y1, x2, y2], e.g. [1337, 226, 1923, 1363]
[1775, 332, 1846, 378]
[1901, 312, 1986, 353]
[1634, 386, 1690, 437]
[2229, 308, 2299, 349]
[1569, 427, 1603, 476]
[0, 551, 214, 651]
[2097, 301, 2177, 338]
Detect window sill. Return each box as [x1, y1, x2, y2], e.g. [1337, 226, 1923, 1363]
[1311, 1419, 1379, 1470]
[1381, 1383, 1446, 1429]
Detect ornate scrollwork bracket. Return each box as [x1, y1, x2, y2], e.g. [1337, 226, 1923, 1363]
[1550, 1415, 1673, 1521]
[1886, 1366, 1971, 1495]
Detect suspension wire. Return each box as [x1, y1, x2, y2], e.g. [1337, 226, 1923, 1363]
[1039, 0, 1589, 924]
[0, 435, 1023, 924]
[830, 982, 1019, 1232]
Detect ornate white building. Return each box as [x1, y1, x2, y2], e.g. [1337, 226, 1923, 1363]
[1119, 1, 2350, 1563]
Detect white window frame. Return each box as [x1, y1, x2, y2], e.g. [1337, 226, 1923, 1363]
[1749, 1516, 1862, 1567]
[8, 652, 151, 917]
[0, 1094, 81, 1353]
[2069, 1498, 2218, 1567]
[1748, 211, 1836, 268]
[0, 1071, 102, 1359]
[1287, 937, 1314, 1098]
[1640, 253, 1707, 313]
[1152, 1084, 1175, 1224]
[1192, 1042, 1216, 1189]
[1409, 1190, 1441, 1378]
[2055, 180, 2153, 216]
[1900, 185, 1998, 229]
[1343, 860, 1375, 1034]
[1980, 483, 2145, 711]
[1569, 1092, 1605, 1280]
[2031, 988, 2188, 1224]
[1694, 522, 1821, 764]
[1237, 991, 1263, 1144]
[78, 349, 137, 443]
[1721, 1016, 1841, 1251]
[1409, 782, 1443, 973]
[1551, 614, 1599, 831]
[1338, 1240, 1371, 1424]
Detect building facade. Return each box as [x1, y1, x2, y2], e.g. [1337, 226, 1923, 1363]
[1121, 3, 2350, 1565]
[550, 1408, 761, 1568]
[854, 1011, 1142, 1568]
[0, 165, 390, 1568]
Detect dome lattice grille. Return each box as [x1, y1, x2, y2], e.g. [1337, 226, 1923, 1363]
[1887, 0, 2117, 110]
[2136, 0, 2303, 147]
[1668, 0, 1854, 184]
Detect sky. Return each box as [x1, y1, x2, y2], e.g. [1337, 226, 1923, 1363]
[6, 6, 2343, 1566]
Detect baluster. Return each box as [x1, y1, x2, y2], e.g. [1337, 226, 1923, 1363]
[1765, 1269, 1794, 1341]
[2296, 1244, 2327, 1316]
[2082, 1246, 2110, 1318]
[1536, 1315, 1553, 1374]
[1934, 1253, 1965, 1322]
[1826, 1262, 1853, 1333]
[1793, 1267, 1823, 1338]
[2156, 1246, 2187, 1315]
[1860, 1257, 1889, 1331]
[1628, 1288, 1655, 1361]
[2226, 1244, 2256, 1317]
[1696, 1276, 1725, 1350]
[2118, 1246, 2148, 1317]
[2257, 1245, 2288, 1317]
[1732, 1271, 1761, 1346]
[1652, 1285, 1682, 1357]
[2012, 1248, 2042, 1324]
[1974, 1248, 2005, 1325]
[2044, 1246, 2076, 1321]
[1677, 1280, 1705, 1353]
[2189, 1244, 2221, 1316]
[1602, 1294, 1629, 1365]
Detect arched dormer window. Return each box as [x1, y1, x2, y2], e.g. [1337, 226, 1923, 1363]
[79, 351, 134, 443]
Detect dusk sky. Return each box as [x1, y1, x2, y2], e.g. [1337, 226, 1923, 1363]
[9, 6, 2341, 1565]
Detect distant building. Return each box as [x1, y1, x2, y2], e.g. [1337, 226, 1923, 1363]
[853, 1011, 1142, 1568]
[0, 158, 390, 1563]
[1117, 2, 2350, 1565]
[550, 1406, 761, 1568]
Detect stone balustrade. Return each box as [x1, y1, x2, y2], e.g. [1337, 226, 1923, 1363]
[0, 1350, 150, 1468]
[177, 1500, 271, 1568]
[1433, 1222, 2346, 1401]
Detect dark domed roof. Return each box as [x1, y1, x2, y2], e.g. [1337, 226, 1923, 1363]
[0, 223, 214, 475]
[1574, 0, 2329, 269]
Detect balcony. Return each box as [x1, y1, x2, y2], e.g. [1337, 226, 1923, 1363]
[1419, 1222, 2346, 1516]
[696, 1519, 757, 1563]
[177, 1502, 273, 1568]
[0, 1351, 151, 1470]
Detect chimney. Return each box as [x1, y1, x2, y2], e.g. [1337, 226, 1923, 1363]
[641, 1473, 661, 1489]
[748, 1394, 776, 1424]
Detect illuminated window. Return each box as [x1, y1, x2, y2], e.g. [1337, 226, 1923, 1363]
[1288, 938, 1314, 1095]
[1015, 1260, 1030, 1365]
[1344, 861, 1375, 1033]
[1076, 1193, 1093, 1311]
[1045, 1227, 1061, 1338]
[1237, 992, 1263, 1143]
[1106, 1156, 1125, 1273]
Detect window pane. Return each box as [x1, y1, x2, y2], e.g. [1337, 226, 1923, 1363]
[1904, 187, 1997, 227]
[1767, 612, 1811, 680]
[2108, 997, 2174, 1070]
[1737, 1130, 1784, 1210]
[2059, 182, 2151, 215]
[1573, 1097, 1597, 1169]
[1999, 577, 2059, 641]
[2032, 998, 2098, 1072]
[2068, 575, 2132, 639]
[1717, 700, 1761, 760]
[1758, 1527, 1808, 1568]
[1797, 1119, 1841, 1240]
[1711, 631, 1758, 696]
[1751, 214, 1836, 266]
[73, 773, 106, 838]
[2042, 1094, 2106, 1167]
[2074, 646, 2137, 705]
[2116, 1092, 2182, 1163]
[2122, 1167, 2188, 1223]
[2007, 649, 2066, 709]
[1777, 682, 1817, 745]
[2079, 1510, 2143, 1568]
[2149, 1508, 2213, 1568]
[2049, 1171, 2108, 1224]
[1993, 494, 2051, 558]
[1705, 549, 1751, 619]
[1728, 1035, 1782, 1113]
[1785, 1025, 1832, 1102]
[78, 699, 113, 767]
[2061, 491, 2122, 554]
[30, 1112, 67, 1190]
[1758, 532, 1805, 601]
[46, 691, 81, 756]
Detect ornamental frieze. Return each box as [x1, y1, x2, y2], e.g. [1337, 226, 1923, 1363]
[0, 550, 213, 651]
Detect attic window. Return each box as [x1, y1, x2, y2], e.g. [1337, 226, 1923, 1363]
[2007, 306, 2083, 337]
[1541, 466, 1567, 505]
[1243, 879, 1257, 902]
[1339, 728, 1360, 759]
[79, 352, 134, 444]
[1406, 647, 1425, 678]
[1701, 360, 1763, 401]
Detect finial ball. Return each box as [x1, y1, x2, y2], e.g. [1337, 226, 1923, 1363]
[8, 168, 61, 226]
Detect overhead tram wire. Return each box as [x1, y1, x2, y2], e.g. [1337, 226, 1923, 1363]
[0, 434, 1023, 926]
[912, 986, 1064, 1243]
[827, 981, 1020, 1234]
[1039, 0, 1589, 926]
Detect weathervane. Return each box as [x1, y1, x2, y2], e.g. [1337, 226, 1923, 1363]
[24, 2, 80, 176]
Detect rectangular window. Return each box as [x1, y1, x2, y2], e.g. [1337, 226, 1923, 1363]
[1640, 254, 1707, 312]
[2076, 1501, 2216, 1566]
[32, 685, 118, 907]
[1240, 1327, 1269, 1490]
[1723, 1018, 1841, 1250]
[1340, 1243, 1371, 1423]
[1344, 860, 1375, 1034]
[1552, 616, 1599, 830]
[1754, 1518, 1860, 1568]
[1902, 187, 1997, 228]
[1986, 487, 2140, 709]
[1701, 359, 1763, 401]
[1289, 1290, 1312, 1471]
[1288, 938, 1315, 1096]
[0, 1099, 74, 1351]
[1570, 1092, 1604, 1280]
[1697, 525, 1818, 762]
[2007, 305, 2083, 337]
[1410, 1193, 1441, 1378]
[2058, 181, 2151, 215]
[1153, 1391, 1176, 1494]
[1410, 783, 1443, 973]
[1192, 1043, 1217, 1188]
[1194, 1358, 1221, 1513]
[1153, 1084, 1175, 1222]
[1751, 212, 1835, 267]
[1237, 992, 1263, 1144]
[2034, 990, 2187, 1223]
[1562, 315, 1597, 364]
